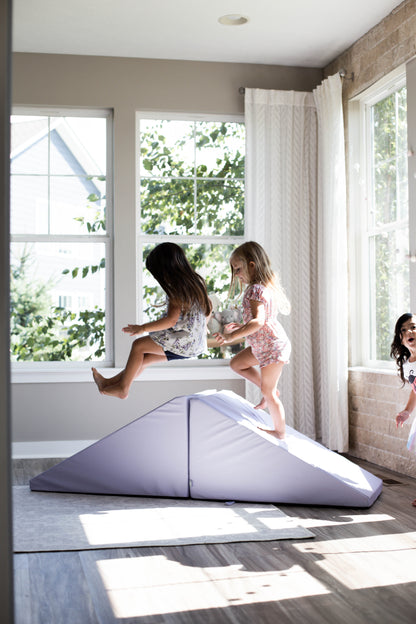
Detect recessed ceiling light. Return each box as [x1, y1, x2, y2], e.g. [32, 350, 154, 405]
[218, 14, 248, 26]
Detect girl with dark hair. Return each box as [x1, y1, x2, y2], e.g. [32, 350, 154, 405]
[391, 312, 416, 506]
[214, 241, 291, 439]
[92, 242, 211, 399]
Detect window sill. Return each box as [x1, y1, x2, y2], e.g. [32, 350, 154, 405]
[11, 362, 239, 384]
[348, 365, 395, 376]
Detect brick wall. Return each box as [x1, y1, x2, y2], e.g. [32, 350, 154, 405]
[325, 0, 416, 100]
[325, 0, 416, 476]
[349, 370, 416, 477]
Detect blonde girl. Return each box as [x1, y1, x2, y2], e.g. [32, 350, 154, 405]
[93, 242, 211, 399]
[215, 241, 291, 438]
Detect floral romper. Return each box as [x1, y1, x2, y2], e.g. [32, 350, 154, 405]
[243, 283, 291, 368]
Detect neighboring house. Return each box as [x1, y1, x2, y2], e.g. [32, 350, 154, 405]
[10, 116, 105, 315]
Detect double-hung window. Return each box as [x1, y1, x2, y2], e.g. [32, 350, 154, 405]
[349, 66, 411, 366]
[10, 108, 113, 366]
[136, 113, 245, 359]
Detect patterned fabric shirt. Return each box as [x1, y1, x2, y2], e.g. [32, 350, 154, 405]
[150, 304, 207, 358]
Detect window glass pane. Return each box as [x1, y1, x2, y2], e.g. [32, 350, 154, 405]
[10, 116, 49, 175]
[373, 93, 396, 165]
[142, 242, 242, 359]
[138, 116, 245, 361]
[195, 121, 245, 178]
[140, 119, 194, 178]
[398, 152, 408, 221]
[50, 175, 106, 235]
[196, 179, 244, 236]
[369, 228, 409, 360]
[10, 242, 106, 362]
[371, 87, 408, 227]
[374, 160, 397, 225]
[139, 118, 245, 238]
[10, 110, 110, 365]
[10, 175, 48, 234]
[397, 86, 408, 155]
[140, 179, 194, 235]
[50, 117, 107, 176]
[367, 83, 408, 363]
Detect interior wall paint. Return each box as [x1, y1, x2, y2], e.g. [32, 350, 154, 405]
[12, 53, 323, 113]
[12, 379, 245, 443]
[10, 53, 321, 448]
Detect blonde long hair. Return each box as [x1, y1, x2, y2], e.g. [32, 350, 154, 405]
[229, 241, 290, 315]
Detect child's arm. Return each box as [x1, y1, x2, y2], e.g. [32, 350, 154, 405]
[396, 388, 416, 428]
[122, 302, 181, 336]
[214, 300, 264, 345]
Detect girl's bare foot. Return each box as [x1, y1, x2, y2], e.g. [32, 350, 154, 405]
[92, 367, 106, 393]
[100, 384, 129, 399]
[257, 426, 285, 440]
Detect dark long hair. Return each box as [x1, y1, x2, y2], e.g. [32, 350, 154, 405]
[390, 312, 413, 384]
[145, 243, 211, 315]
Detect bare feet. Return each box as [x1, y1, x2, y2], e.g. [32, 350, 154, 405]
[92, 367, 128, 399]
[257, 426, 285, 440]
[100, 384, 128, 399]
[92, 367, 105, 394]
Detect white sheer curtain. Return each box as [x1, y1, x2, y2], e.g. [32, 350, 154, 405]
[244, 74, 348, 450]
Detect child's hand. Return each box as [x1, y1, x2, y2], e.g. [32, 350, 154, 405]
[396, 410, 410, 428]
[224, 322, 242, 332]
[213, 332, 229, 346]
[122, 324, 144, 336]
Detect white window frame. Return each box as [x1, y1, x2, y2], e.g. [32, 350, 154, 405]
[10, 106, 114, 373]
[135, 111, 246, 366]
[348, 65, 410, 369]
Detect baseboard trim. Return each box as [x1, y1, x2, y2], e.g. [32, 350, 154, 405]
[12, 440, 97, 459]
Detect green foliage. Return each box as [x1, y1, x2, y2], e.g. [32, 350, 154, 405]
[11, 305, 105, 362]
[11, 121, 246, 363]
[140, 121, 245, 237]
[139, 120, 245, 359]
[370, 86, 409, 360]
[10, 178, 107, 362]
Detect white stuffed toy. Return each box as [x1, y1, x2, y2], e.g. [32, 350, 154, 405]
[207, 294, 240, 336]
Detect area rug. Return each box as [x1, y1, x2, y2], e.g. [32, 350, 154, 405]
[12, 486, 313, 552]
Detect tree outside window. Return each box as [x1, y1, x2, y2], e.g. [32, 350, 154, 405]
[10, 111, 112, 363]
[368, 85, 409, 360]
[137, 117, 246, 358]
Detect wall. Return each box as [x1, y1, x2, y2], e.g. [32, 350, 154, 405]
[11, 53, 322, 452]
[1, 0, 14, 620]
[325, 0, 416, 476]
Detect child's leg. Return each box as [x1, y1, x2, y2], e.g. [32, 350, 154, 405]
[229, 348, 276, 410]
[92, 336, 166, 399]
[258, 361, 286, 438]
[230, 347, 261, 383]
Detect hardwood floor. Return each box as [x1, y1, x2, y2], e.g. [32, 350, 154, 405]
[13, 457, 416, 623]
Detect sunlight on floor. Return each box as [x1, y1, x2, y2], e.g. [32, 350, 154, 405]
[294, 531, 416, 589]
[97, 555, 330, 618]
[78, 503, 305, 546]
[296, 513, 394, 529]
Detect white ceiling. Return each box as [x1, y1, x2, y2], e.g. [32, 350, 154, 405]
[12, 0, 405, 68]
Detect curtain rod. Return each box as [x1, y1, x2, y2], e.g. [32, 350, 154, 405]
[239, 68, 354, 94]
